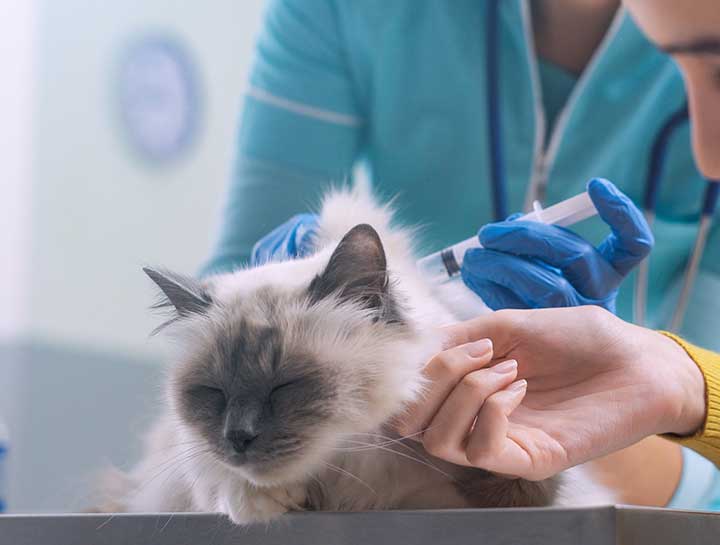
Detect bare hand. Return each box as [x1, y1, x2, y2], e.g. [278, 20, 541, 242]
[397, 306, 705, 481]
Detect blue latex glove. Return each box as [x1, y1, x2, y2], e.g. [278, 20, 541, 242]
[461, 178, 654, 312]
[250, 213, 319, 266]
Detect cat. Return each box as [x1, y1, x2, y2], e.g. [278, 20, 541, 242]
[96, 184, 612, 523]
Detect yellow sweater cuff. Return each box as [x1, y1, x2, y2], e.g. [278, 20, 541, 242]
[660, 332, 720, 466]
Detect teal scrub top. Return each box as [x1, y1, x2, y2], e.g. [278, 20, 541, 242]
[203, 0, 720, 355]
[537, 59, 577, 140]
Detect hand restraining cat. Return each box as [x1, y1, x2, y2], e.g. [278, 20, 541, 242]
[97, 183, 612, 523]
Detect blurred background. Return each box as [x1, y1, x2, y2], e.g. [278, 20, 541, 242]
[0, 0, 265, 511]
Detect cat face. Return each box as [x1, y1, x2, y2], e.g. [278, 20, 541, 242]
[146, 225, 429, 486]
[171, 312, 337, 483]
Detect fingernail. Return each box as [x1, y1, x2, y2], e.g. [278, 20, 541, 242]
[468, 339, 492, 357]
[508, 379, 527, 392]
[493, 360, 517, 374]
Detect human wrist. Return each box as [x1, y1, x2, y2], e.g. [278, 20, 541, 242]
[653, 332, 706, 437]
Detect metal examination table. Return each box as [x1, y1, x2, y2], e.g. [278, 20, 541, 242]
[1, 506, 719, 545]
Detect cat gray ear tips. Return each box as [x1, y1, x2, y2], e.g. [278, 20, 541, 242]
[142, 266, 162, 281]
[346, 223, 382, 243]
[339, 224, 385, 261]
[348, 223, 378, 236]
[143, 266, 212, 317]
[142, 266, 177, 290]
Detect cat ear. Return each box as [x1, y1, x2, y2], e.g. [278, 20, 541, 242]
[308, 224, 389, 312]
[143, 267, 212, 317]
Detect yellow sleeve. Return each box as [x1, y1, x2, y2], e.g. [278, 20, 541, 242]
[660, 332, 720, 466]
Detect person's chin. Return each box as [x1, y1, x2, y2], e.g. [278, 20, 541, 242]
[697, 152, 720, 182]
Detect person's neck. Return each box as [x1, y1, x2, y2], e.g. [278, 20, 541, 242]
[532, 0, 621, 75]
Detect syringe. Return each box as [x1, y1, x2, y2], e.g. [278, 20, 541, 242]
[417, 191, 598, 283]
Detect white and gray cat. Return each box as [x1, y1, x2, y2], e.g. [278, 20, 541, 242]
[97, 184, 612, 523]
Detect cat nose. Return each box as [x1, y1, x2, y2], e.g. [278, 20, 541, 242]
[225, 428, 259, 454]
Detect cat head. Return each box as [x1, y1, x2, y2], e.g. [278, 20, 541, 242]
[146, 224, 434, 486]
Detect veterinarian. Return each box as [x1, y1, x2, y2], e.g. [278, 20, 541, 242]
[202, 0, 720, 509]
[204, 0, 718, 350]
[398, 0, 720, 512]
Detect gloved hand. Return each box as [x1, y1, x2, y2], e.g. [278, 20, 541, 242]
[461, 178, 654, 313]
[250, 213, 319, 266]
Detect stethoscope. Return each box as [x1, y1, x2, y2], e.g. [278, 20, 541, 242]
[485, 1, 720, 332]
[634, 106, 720, 331]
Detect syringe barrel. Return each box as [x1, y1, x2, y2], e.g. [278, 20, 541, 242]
[521, 191, 595, 227]
[416, 237, 480, 283]
[417, 190, 597, 281]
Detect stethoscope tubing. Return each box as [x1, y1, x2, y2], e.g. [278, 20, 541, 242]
[634, 106, 691, 328]
[669, 182, 720, 332]
[633, 105, 719, 331]
[486, 0, 507, 222]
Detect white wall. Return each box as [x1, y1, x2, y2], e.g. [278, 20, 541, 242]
[0, 0, 35, 341]
[0, 4, 36, 511]
[27, 0, 266, 359]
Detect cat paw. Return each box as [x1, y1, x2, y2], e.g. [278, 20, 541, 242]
[219, 481, 305, 525]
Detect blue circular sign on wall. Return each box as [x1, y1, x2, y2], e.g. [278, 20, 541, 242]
[117, 34, 202, 164]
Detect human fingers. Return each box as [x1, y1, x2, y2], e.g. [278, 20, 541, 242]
[422, 360, 518, 464]
[464, 379, 531, 476]
[478, 220, 620, 300]
[250, 213, 319, 265]
[439, 309, 526, 358]
[463, 249, 581, 309]
[459, 255, 529, 310]
[395, 339, 493, 439]
[589, 178, 654, 276]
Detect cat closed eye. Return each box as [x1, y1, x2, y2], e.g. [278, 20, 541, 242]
[188, 385, 227, 408]
[269, 380, 301, 401]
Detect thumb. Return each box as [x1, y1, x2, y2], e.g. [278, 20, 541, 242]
[588, 178, 654, 276]
[440, 311, 521, 356]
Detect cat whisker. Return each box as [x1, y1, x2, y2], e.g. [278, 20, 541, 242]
[159, 513, 175, 533]
[335, 438, 429, 464]
[332, 438, 455, 482]
[162, 452, 216, 497]
[95, 514, 116, 531]
[165, 439, 206, 449]
[320, 461, 377, 496]
[361, 443, 456, 482]
[332, 440, 380, 452]
[141, 447, 214, 492]
[346, 426, 432, 445]
[336, 427, 433, 453]
[150, 450, 215, 496]
[144, 445, 211, 476]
